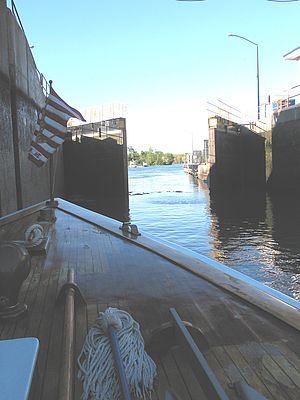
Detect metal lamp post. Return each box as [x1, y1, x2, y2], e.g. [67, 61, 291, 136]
[228, 33, 260, 121]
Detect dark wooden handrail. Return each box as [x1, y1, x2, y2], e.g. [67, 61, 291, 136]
[56, 269, 86, 400]
[58, 269, 76, 400]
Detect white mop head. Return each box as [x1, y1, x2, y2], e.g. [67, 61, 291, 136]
[78, 307, 157, 400]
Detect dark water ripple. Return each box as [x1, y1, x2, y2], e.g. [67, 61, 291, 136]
[128, 164, 300, 300]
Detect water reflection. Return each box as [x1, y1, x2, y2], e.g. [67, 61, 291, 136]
[209, 191, 267, 262]
[128, 165, 300, 299]
[209, 191, 300, 299]
[268, 195, 300, 299]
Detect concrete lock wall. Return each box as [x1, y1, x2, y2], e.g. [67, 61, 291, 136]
[208, 125, 266, 193]
[0, 6, 17, 215]
[0, 4, 63, 216]
[269, 115, 300, 193]
[63, 136, 129, 221]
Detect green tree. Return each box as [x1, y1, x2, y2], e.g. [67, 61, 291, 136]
[173, 154, 186, 164]
[127, 146, 139, 163]
[128, 147, 177, 166]
[162, 153, 174, 165]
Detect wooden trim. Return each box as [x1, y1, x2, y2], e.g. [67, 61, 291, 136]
[0, 201, 47, 227]
[55, 198, 300, 333]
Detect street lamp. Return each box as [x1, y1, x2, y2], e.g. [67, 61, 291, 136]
[228, 33, 260, 121]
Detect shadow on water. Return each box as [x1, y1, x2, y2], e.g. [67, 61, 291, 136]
[268, 194, 300, 271]
[209, 190, 267, 263]
[209, 190, 300, 299]
[210, 191, 266, 224]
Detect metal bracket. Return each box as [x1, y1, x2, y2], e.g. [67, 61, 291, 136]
[56, 270, 86, 306]
[120, 222, 141, 237]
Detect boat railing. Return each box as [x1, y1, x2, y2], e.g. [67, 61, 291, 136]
[36, 71, 51, 97]
[242, 120, 270, 134]
[9, 0, 25, 34]
[207, 100, 242, 125]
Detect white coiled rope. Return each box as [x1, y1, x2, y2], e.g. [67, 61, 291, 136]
[24, 224, 44, 246]
[8, 224, 44, 248]
[77, 308, 157, 400]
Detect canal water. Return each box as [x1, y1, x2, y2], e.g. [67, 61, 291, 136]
[128, 164, 300, 300]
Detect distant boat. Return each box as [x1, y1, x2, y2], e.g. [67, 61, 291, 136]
[128, 161, 148, 168]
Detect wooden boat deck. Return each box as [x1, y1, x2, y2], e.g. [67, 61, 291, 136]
[1, 202, 300, 399]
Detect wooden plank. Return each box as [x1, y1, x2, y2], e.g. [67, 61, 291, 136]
[38, 214, 72, 400]
[203, 349, 238, 399]
[277, 341, 300, 375]
[220, 297, 300, 398]
[89, 226, 103, 274]
[82, 225, 94, 275]
[29, 269, 60, 400]
[75, 216, 86, 278]
[23, 263, 54, 400]
[160, 351, 192, 400]
[193, 296, 257, 347]
[186, 298, 300, 395]
[261, 342, 300, 390]
[170, 308, 229, 400]
[171, 345, 208, 400]
[224, 344, 273, 399]
[37, 235, 68, 400]
[154, 355, 170, 400]
[238, 342, 295, 400]
[210, 346, 245, 385]
[65, 217, 85, 400]
[175, 302, 216, 350]
[95, 231, 111, 274]
[39, 301, 65, 400]
[184, 300, 230, 348]
[24, 256, 54, 337]
[260, 352, 298, 400]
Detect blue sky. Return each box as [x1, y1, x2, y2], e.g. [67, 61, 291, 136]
[16, 0, 300, 152]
